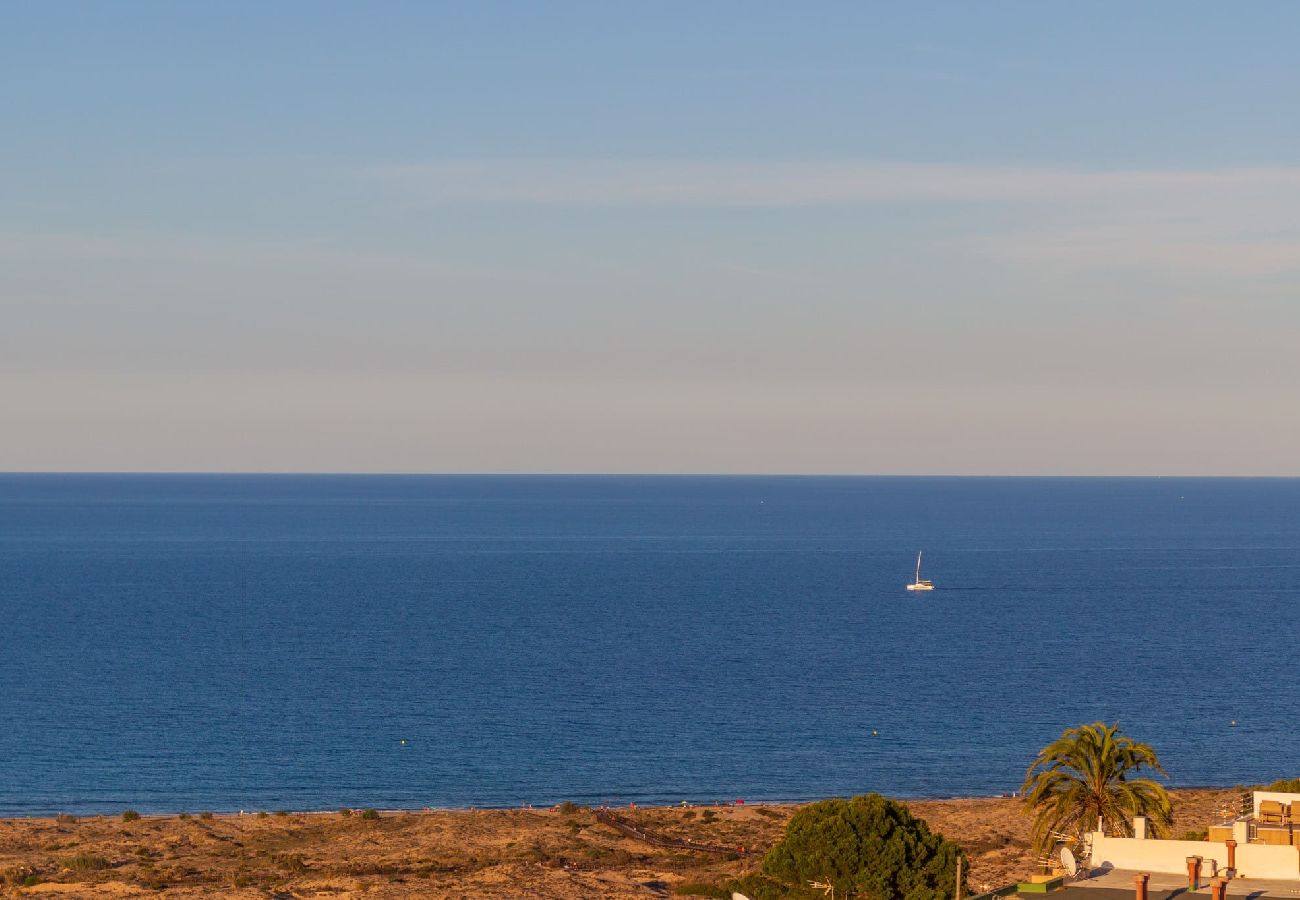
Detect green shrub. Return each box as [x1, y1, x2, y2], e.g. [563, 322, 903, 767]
[360, 808, 380, 820]
[674, 882, 730, 897]
[256, 811, 269, 819]
[274, 810, 289, 817]
[61, 853, 110, 873]
[556, 801, 579, 815]
[756, 807, 783, 819]
[56, 813, 78, 824]
[199, 811, 214, 821]
[339, 807, 353, 817]
[178, 812, 191, 820]
[761, 794, 965, 900]
[2, 866, 41, 887]
[1267, 778, 1300, 792]
[121, 810, 141, 822]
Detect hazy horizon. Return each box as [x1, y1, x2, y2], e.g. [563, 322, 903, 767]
[5, 3, 1299, 475]
[4, 472, 1298, 480]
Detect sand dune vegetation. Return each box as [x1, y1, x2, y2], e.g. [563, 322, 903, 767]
[0, 789, 1233, 898]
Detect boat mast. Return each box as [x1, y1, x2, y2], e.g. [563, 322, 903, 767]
[915, 551, 922, 583]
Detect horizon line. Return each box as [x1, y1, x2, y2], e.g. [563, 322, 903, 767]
[3, 471, 1299, 479]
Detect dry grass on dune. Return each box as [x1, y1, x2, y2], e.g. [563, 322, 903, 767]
[0, 789, 1236, 898]
[0, 806, 776, 899]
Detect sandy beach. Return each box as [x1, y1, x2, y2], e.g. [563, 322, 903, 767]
[0, 788, 1235, 898]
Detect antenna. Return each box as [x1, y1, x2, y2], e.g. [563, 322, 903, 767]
[1060, 847, 1078, 878]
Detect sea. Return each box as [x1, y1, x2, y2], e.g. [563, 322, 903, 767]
[1, 474, 1297, 816]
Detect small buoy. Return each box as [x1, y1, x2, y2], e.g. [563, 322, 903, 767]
[1230, 720, 1237, 727]
[400, 739, 407, 745]
[872, 730, 878, 736]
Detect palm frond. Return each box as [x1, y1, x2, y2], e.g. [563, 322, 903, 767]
[1021, 722, 1171, 854]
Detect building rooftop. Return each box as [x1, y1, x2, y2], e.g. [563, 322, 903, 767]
[1049, 869, 1300, 900]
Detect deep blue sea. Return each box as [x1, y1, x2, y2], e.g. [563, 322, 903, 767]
[1, 475, 1297, 815]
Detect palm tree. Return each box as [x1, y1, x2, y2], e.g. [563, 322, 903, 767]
[1021, 721, 1172, 854]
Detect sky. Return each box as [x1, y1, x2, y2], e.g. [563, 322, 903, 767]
[3, 2, 1299, 474]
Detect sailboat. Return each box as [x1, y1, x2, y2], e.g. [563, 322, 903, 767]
[906, 551, 934, 591]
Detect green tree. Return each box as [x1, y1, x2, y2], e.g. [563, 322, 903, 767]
[757, 794, 965, 900]
[1021, 721, 1171, 853]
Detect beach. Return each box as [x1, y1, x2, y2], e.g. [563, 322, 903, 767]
[0, 788, 1234, 898]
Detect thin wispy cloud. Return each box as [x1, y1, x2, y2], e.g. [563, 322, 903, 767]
[0, 230, 565, 287]
[973, 224, 1300, 278]
[367, 160, 1300, 207]
[364, 159, 1300, 282]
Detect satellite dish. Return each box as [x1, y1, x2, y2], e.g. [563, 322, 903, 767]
[1060, 846, 1078, 877]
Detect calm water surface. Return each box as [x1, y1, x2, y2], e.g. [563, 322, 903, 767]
[1, 475, 1297, 814]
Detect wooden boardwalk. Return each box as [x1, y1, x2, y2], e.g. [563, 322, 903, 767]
[594, 808, 749, 856]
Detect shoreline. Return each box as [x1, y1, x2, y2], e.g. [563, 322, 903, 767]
[0, 782, 1253, 820]
[0, 788, 1236, 897]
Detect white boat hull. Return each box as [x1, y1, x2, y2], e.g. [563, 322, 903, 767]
[906, 552, 934, 591]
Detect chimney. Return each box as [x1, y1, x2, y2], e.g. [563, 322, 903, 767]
[1232, 819, 1249, 844]
[1135, 872, 1150, 900]
[1134, 816, 1148, 839]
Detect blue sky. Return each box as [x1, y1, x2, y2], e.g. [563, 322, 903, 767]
[3, 3, 1299, 473]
